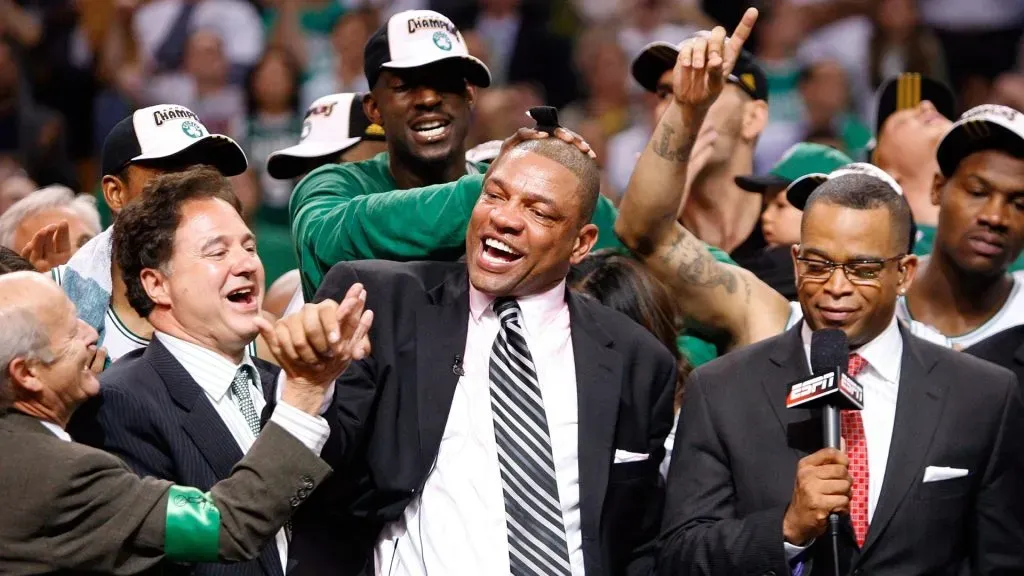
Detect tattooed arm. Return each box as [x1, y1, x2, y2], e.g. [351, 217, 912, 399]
[615, 10, 790, 348]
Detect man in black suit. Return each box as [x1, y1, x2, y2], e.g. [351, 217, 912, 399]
[658, 33, 1024, 571]
[69, 166, 371, 576]
[967, 326, 1024, 386]
[312, 126, 676, 575]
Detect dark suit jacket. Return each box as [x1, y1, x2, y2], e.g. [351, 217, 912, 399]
[313, 260, 677, 576]
[0, 410, 331, 576]
[69, 339, 343, 576]
[660, 323, 1024, 576]
[966, 325, 1024, 388]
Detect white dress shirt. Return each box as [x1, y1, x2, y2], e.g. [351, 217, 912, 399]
[375, 281, 585, 576]
[157, 331, 331, 573]
[785, 316, 903, 558]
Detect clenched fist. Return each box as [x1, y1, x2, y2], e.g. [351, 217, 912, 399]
[783, 447, 852, 546]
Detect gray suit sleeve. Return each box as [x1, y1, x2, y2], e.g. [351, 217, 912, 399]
[971, 373, 1024, 574]
[46, 422, 331, 574]
[658, 370, 792, 576]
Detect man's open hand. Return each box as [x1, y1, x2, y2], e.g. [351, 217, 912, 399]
[20, 221, 72, 272]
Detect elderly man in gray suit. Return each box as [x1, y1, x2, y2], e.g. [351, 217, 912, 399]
[0, 272, 372, 575]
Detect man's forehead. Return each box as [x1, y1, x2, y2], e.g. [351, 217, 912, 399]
[802, 204, 894, 254]
[956, 150, 1024, 184]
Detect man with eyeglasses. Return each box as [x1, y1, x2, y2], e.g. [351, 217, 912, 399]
[661, 169, 1024, 575]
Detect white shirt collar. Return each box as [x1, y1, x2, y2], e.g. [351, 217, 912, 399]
[155, 331, 261, 401]
[468, 279, 569, 336]
[800, 315, 903, 383]
[39, 420, 71, 442]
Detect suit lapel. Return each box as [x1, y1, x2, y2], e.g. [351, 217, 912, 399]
[568, 293, 622, 543]
[147, 341, 284, 576]
[145, 339, 245, 480]
[763, 324, 821, 454]
[416, 268, 471, 470]
[859, 329, 944, 557]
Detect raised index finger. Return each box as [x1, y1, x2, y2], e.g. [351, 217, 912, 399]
[723, 7, 758, 74]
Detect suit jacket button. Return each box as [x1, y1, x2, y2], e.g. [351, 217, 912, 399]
[289, 496, 300, 508]
[300, 474, 314, 485]
[297, 488, 309, 499]
[764, 571, 776, 576]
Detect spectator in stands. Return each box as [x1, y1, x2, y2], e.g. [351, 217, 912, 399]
[239, 47, 302, 229]
[798, 60, 871, 158]
[145, 30, 246, 139]
[0, 171, 34, 215]
[561, 27, 633, 139]
[131, 0, 264, 82]
[455, 0, 580, 108]
[0, 185, 100, 270]
[260, 0, 345, 74]
[300, 7, 376, 110]
[630, 35, 770, 264]
[868, 0, 947, 90]
[0, 37, 76, 188]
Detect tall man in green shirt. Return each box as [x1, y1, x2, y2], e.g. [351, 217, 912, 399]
[289, 9, 625, 300]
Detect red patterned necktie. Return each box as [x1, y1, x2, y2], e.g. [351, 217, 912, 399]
[843, 354, 869, 547]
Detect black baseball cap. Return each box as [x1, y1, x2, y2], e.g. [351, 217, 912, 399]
[631, 39, 768, 102]
[363, 9, 491, 89]
[101, 104, 247, 177]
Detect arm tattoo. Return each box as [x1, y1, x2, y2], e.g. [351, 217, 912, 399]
[659, 228, 738, 293]
[651, 124, 695, 163]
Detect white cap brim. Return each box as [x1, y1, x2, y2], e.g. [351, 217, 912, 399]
[266, 137, 363, 180]
[131, 133, 248, 177]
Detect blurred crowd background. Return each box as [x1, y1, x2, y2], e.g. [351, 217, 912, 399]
[1, 0, 1023, 285]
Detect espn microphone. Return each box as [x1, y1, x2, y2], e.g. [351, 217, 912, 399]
[785, 328, 864, 576]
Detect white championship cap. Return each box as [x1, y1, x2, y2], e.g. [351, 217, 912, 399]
[101, 104, 247, 177]
[786, 162, 903, 211]
[266, 92, 384, 180]
[936, 104, 1024, 177]
[363, 10, 491, 88]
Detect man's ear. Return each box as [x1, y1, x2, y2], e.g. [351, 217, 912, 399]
[8, 357, 43, 396]
[741, 99, 769, 142]
[466, 84, 477, 108]
[140, 267, 172, 308]
[931, 172, 946, 206]
[363, 92, 383, 126]
[102, 175, 128, 214]
[570, 223, 600, 265]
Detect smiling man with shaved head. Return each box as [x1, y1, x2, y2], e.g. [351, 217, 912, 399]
[310, 130, 676, 576]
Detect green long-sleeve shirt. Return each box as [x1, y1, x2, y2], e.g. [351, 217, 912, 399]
[289, 152, 733, 366]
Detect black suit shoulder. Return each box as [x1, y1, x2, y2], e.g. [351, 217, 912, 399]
[319, 260, 462, 298]
[572, 293, 677, 368]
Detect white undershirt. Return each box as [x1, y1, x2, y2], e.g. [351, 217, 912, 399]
[157, 331, 330, 573]
[375, 280, 585, 576]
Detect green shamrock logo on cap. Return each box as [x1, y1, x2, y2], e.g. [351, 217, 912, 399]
[181, 120, 205, 139]
[433, 32, 452, 51]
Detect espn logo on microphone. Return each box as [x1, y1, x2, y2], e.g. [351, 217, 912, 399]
[786, 373, 836, 408]
[785, 371, 865, 410]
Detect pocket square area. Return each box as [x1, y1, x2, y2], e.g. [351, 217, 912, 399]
[923, 466, 969, 483]
[613, 449, 650, 464]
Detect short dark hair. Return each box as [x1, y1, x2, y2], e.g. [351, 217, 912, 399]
[113, 166, 242, 318]
[499, 138, 601, 224]
[0, 247, 34, 274]
[802, 173, 912, 253]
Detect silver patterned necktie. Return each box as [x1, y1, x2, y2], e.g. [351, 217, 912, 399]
[489, 297, 572, 576]
[230, 365, 261, 437]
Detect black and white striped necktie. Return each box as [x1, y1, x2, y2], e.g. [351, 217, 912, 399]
[488, 297, 572, 576]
